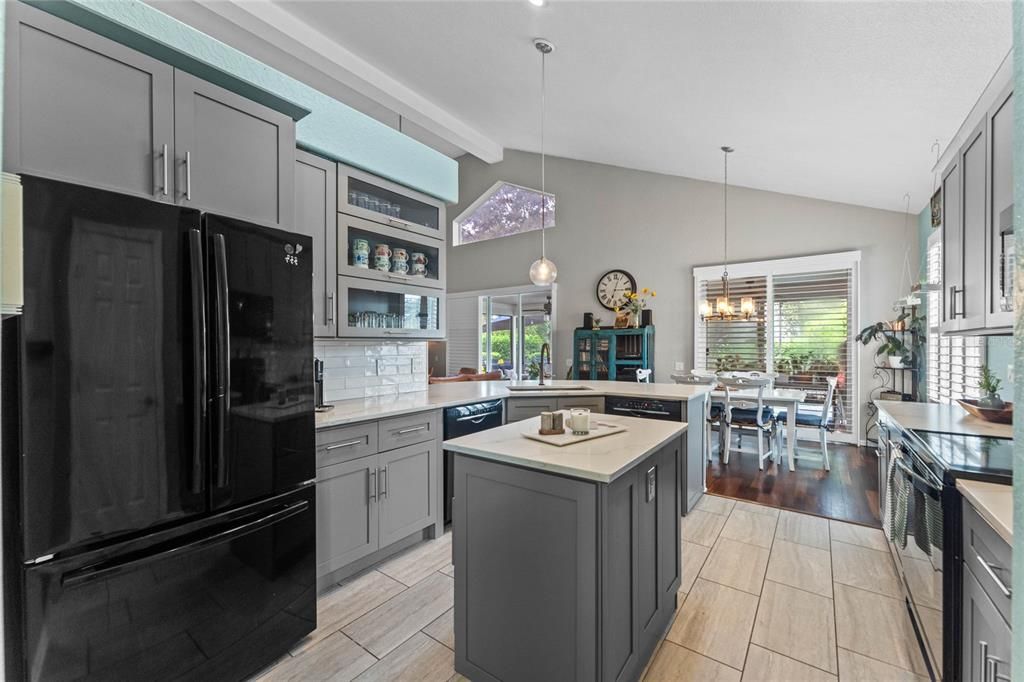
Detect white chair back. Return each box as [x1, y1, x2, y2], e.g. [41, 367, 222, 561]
[721, 371, 777, 390]
[819, 375, 839, 428]
[636, 368, 652, 383]
[720, 376, 773, 428]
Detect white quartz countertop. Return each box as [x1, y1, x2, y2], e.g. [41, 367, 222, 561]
[875, 400, 1012, 439]
[315, 380, 710, 430]
[442, 412, 688, 483]
[957, 480, 1013, 544]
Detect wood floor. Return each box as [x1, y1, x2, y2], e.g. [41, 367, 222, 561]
[706, 433, 881, 526]
[254, 500, 927, 681]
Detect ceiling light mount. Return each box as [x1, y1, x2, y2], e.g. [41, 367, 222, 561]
[533, 38, 555, 54]
[528, 0, 547, 7]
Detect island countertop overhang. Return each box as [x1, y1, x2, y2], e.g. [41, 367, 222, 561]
[443, 412, 688, 483]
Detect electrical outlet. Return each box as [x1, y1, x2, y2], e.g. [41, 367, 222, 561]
[565, 358, 573, 367]
[674, 361, 686, 371]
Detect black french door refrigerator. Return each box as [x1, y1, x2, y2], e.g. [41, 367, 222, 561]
[2, 177, 316, 681]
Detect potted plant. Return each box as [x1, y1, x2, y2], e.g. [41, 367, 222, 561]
[855, 311, 925, 369]
[978, 365, 1005, 409]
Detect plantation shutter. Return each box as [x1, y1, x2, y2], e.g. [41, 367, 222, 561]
[446, 295, 481, 373]
[694, 276, 768, 372]
[772, 269, 854, 433]
[926, 235, 985, 403]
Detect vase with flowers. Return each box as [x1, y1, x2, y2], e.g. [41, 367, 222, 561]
[616, 288, 656, 328]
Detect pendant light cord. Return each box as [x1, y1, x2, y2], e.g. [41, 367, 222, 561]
[540, 47, 547, 261]
[723, 149, 729, 280]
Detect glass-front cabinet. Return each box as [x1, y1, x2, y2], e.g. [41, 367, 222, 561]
[987, 85, 1013, 329]
[338, 163, 444, 240]
[338, 278, 445, 339]
[337, 213, 445, 290]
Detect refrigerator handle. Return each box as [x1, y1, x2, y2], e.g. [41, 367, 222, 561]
[188, 230, 207, 495]
[60, 499, 309, 589]
[213, 233, 231, 489]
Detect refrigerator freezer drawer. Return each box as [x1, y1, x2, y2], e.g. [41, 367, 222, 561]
[20, 487, 315, 682]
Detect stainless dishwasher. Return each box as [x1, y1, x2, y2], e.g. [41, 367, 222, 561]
[443, 400, 504, 524]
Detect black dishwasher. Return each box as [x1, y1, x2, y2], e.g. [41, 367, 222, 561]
[443, 399, 504, 523]
[604, 395, 682, 421]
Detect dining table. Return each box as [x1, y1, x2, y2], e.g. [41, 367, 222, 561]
[709, 387, 809, 471]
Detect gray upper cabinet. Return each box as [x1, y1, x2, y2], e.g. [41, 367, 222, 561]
[959, 123, 987, 331]
[174, 71, 295, 229]
[338, 162, 446, 242]
[986, 86, 1014, 330]
[4, 2, 174, 201]
[295, 150, 339, 337]
[941, 157, 963, 333]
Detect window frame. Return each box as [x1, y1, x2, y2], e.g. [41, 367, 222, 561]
[451, 180, 556, 246]
[693, 250, 861, 442]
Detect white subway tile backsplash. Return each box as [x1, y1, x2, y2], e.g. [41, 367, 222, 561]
[315, 340, 428, 402]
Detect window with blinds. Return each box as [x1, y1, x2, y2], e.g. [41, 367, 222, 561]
[694, 254, 858, 436]
[926, 235, 985, 403]
[773, 269, 853, 431]
[695, 276, 768, 371]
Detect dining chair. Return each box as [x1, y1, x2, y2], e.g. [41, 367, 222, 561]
[720, 376, 777, 470]
[720, 370, 778, 390]
[774, 375, 838, 471]
[671, 372, 720, 462]
[636, 368, 653, 383]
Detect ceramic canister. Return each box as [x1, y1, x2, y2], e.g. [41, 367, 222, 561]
[411, 263, 427, 277]
[392, 260, 409, 275]
[392, 248, 408, 262]
[352, 238, 370, 253]
[374, 243, 391, 258]
[374, 256, 391, 272]
[410, 252, 428, 265]
[353, 251, 370, 268]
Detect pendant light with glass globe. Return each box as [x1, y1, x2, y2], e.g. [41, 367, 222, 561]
[529, 38, 557, 286]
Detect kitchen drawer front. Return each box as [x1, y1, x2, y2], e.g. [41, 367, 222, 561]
[558, 396, 605, 413]
[963, 497, 1012, 623]
[379, 410, 440, 451]
[506, 397, 560, 422]
[317, 422, 379, 468]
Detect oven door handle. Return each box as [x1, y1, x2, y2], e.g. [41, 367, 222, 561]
[892, 456, 942, 493]
[611, 406, 670, 416]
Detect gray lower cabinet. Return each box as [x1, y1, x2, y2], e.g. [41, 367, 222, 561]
[315, 415, 440, 583]
[174, 70, 295, 229]
[4, 2, 174, 201]
[295, 149, 338, 337]
[378, 442, 436, 546]
[453, 437, 681, 682]
[962, 566, 1012, 682]
[317, 455, 379, 576]
[506, 396, 605, 422]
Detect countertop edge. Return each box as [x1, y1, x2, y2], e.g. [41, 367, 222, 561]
[317, 383, 710, 430]
[956, 480, 1013, 545]
[444, 422, 688, 484]
[874, 400, 1013, 439]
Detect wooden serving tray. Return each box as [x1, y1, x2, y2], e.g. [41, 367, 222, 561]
[522, 419, 626, 447]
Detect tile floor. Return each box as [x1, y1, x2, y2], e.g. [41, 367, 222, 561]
[255, 495, 928, 681]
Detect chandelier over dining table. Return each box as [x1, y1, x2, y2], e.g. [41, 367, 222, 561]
[700, 146, 755, 321]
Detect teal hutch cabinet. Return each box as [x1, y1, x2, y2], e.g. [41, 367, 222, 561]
[572, 326, 655, 381]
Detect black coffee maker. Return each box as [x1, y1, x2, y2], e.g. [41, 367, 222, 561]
[314, 357, 333, 412]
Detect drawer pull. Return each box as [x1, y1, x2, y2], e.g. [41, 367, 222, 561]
[396, 425, 428, 435]
[326, 439, 365, 451]
[976, 553, 1012, 598]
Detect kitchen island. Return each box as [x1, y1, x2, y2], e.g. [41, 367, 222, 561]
[444, 413, 685, 682]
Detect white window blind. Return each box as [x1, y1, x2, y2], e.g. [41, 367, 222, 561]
[446, 296, 482, 373]
[694, 252, 859, 437]
[695, 276, 768, 372]
[926, 235, 985, 403]
[772, 269, 854, 432]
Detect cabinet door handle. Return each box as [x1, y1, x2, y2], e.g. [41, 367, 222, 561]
[327, 292, 335, 324]
[185, 151, 192, 201]
[369, 469, 377, 502]
[161, 144, 169, 196]
[326, 439, 364, 451]
[397, 425, 427, 435]
[379, 466, 387, 497]
[980, 642, 989, 682]
[987, 654, 1010, 682]
[976, 552, 1012, 598]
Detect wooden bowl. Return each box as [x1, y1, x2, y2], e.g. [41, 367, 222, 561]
[956, 399, 1013, 424]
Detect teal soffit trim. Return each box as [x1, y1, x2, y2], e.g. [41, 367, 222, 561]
[28, 0, 458, 203]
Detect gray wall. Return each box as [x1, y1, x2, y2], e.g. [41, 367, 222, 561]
[447, 150, 917, 439]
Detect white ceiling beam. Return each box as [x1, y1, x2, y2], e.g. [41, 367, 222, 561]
[170, 0, 504, 164]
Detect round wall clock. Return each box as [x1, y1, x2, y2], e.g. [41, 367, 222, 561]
[596, 269, 637, 310]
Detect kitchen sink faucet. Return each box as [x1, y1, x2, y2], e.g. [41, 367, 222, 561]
[539, 343, 551, 386]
